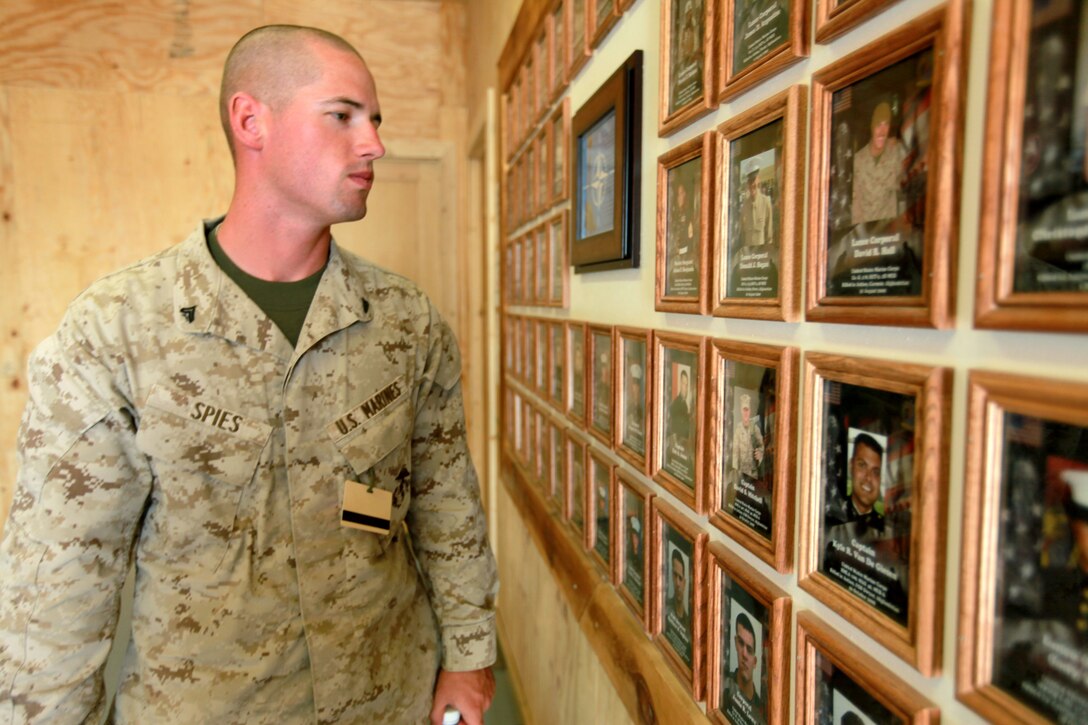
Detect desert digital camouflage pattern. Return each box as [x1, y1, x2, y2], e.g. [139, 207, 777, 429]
[0, 220, 497, 724]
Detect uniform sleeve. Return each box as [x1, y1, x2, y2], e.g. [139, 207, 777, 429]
[0, 313, 152, 724]
[405, 306, 498, 672]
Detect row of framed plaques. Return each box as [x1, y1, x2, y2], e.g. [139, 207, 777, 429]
[506, 100, 570, 233]
[502, 381, 941, 722]
[506, 357, 1088, 723]
[505, 212, 569, 307]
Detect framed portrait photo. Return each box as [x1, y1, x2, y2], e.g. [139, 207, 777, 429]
[587, 324, 615, 447]
[534, 25, 550, 126]
[534, 318, 549, 395]
[588, 0, 620, 49]
[659, 0, 715, 136]
[587, 449, 615, 572]
[549, 0, 569, 101]
[565, 431, 589, 539]
[719, 0, 809, 102]
[546, 416, 566, 510]
[568, 0, 591, 79]
[614, 326, 652, 473]
[534, 224, 549, 305]
[532, 406, 547, 488]
[527, 138, 539, 223]
[614, 470, 654, 628]
[536, 132, 550, 219]
[519, 396, 532, 468]
[548, 99, 571, 209]
[796, 612, 940, 725]
[974, 0, 1088, 333]
[571, 51, 643, 273]
[566, 321, 588, 426]
[958, 371, 1088, 724]
[652, 331, 707, 514]
[547, 212, 569, 307]
[548, 320, 566, 411]
[815, 0, 903, 45]
[520, 316, 532, 386]
[656, 131, 714, 314]
[651, 499, 708, 699]
[798, 352, 950, 675]
[713, 85, 807, 321]
[706, 542, 791, 725]
[511, 236, 524, 305]
[806, 4, 966, 328]
[509, 314, 522, 381]
[708, 339, 799, 574]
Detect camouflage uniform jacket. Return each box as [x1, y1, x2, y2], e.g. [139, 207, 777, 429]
[0, 220, 498, 724]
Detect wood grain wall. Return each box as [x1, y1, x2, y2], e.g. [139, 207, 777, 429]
[0, 0, 470, 526]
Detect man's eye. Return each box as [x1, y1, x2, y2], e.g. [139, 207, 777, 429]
[332, 112, 349, 121]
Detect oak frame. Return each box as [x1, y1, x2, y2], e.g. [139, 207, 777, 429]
[613, 469, 655, 630]
[707, 339, 799, 574]
[547, 99, 571, 209]
[613, 325, 653, 474]
[795, 612, 940, 724]
[656, 131, 715, 314]
[588, 0, 620, 50]
[718, 0, 809, 102]
[797, 351, 950, 676]
[564, 429, 589, 539]
[815, 0, 903, 44]
[586, 448, 616, 574]
[957, 371, 1088, 724]
[973, 0, 1088, 333]
[650, 499, 708, 700]
[706, 542, 791, 725]
[549, 0, 569, 102]
[651, 331, 708, 514]
[586, 323, 616, 447]
[547, 319, 567, 412]
[658, 0, 716, 136]
[546, 211, 570, 308]
[712, 85, 807, 321]
[565, 320, 589, 427]
[567, 0, 591, 80]
[805, 4, 966, 328]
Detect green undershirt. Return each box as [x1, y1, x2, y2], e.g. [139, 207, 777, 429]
[207, 225, 326, 347]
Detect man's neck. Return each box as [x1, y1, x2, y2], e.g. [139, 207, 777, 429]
[216, 202, 332, 282]
[736, 673, 755, 700]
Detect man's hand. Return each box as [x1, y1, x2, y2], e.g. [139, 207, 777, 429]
[430, 667, 496, 725]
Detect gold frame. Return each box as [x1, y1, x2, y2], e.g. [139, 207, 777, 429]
[805, 4, 966, 328]
[586, 448, 615, 573]
[656, 131, 715, 314]
[796, 612, 939, 724]
[712, 85, 807, 321]
[957, 371, 1088, 723]
[718, 0, 809, 102]
[652, 331, 708, 514]
[548, 99, 571, 210]
[706, 542, 791, 725]
[613, 469, 655, 630]
[658, 0, 716, 136]
[564, 430, 589, 539]
[797, 351, 950, 675]
[815, 0, 903, 44]
[546, 211, 570, 308]
[613, 325, 653, 473]
[565, 320, 588, 426]
[651, 499, 708, 700]
[588, 0, 620, 50]
[587, 323, 616, 447]
[706, 339, 799, 574]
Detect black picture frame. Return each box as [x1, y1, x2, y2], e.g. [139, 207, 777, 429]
[571, 50, 643, 273]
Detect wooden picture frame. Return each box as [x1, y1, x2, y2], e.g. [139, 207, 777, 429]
[519, 396, 532, 468]
[713, 85, 807, 322]
[546, 212, 569, 307]
[509, 313, 523, 381]
[614, 469, 654, 629]
[974, 0, 1088, 333]
[524, 230, 537, 304]
[535, 224, 550, 305]
[815, 0, 903, 45]
[548, 99, 571, 209]
[587, 323, 615, 447]
[527, 137, 539, 223]
[588, 0, 620, 50]
[796, 612, 939, 724]
[958, 371, 1088, 724]
[571, 51, 643, 273]
[659, 0, 715, 136]
[534, 318, 549, 395]
[652, 331, 708, 514]
[502, 383, 516, 460]
[565, 430, 589, 538]
[536, 131, 550, 219]
[656, 131, 714, 314]
[547, 320, 566, 411]
[707, 339, 799, 574]
[568, 0, 591, 80]
[719, 0, 809, 102]
[546, 415, 566, 509]
[706, 542, 791, 725]
[566, 320, 588, 426]
[520, 316, 532, 386]
[511, 236, 523, 306]
[651, 499, 708, 699]
[549, 0, 569, 102]
[797, 351, 950, 675]
[532, 406, 547, 488]
[806, 4, 965, 328]
[614, 326, 653, 473]
[587, 449, 615, 572]
[534, 23, 551, 127]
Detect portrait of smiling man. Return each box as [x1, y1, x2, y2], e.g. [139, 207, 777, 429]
[0, 25, 497, 725]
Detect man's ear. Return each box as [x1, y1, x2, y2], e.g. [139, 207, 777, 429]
[228, 92, 266, 152]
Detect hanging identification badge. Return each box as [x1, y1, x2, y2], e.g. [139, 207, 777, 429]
[341, 479, 393, 535]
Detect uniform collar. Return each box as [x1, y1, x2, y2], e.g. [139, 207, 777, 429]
[173, 218, 373, 355]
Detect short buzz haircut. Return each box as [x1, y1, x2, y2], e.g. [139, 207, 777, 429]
[671, 548, 685, 570]
[219, 25, 362, 156]
[851, 432, 884, 461]
[734, 612, 754, 641]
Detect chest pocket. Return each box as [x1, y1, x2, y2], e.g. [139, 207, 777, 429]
[328, 382, 413, 554]
[135, 384, 272, 568]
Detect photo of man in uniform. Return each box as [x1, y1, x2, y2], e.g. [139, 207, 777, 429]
[623, 497, 646, 604]
[850, 102, 906, 226]
[592, 338, 613, 435]
[669, 0, 705, 113]
[663, 541, 694, 666]
[727, 139, 781, 299]
[741, 170, 773, 248]
[665, 159, 702, 298]
[664, 356, 697, 487]
[623, 355, 646, 454]
[721, 611, 766, 725]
